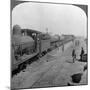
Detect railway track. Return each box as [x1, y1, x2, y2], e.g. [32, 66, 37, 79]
[12, 39, 73, 77]
[12, 48, 50, 77]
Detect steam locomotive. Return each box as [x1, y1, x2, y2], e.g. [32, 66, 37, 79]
[11, 25, 74, 72]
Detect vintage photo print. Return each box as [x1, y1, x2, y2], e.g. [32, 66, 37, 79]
[11, 0, 88, 89]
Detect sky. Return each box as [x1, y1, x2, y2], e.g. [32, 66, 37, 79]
[12, 2, 87, 37]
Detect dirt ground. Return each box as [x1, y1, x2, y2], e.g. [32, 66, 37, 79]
[11, 37, 87, 89]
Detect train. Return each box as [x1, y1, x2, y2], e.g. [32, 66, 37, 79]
[11, 25, 75, 72]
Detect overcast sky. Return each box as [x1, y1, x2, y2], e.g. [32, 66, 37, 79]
[12, 2, 87, 37]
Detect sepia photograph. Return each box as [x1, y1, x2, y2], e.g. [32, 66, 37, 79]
[11, 0, 88, 89]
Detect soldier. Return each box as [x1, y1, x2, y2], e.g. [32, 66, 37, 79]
[72, 49, 76, 63]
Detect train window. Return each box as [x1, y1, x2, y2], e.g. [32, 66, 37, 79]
[22, 32, 25, 36]
[32, 33, 36, 36]
[37, 38, 39, 41]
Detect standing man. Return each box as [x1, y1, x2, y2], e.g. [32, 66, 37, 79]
[72, 49, 76, 63]
[80, 47, 84, 61]
[62, 42, 64, 52]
